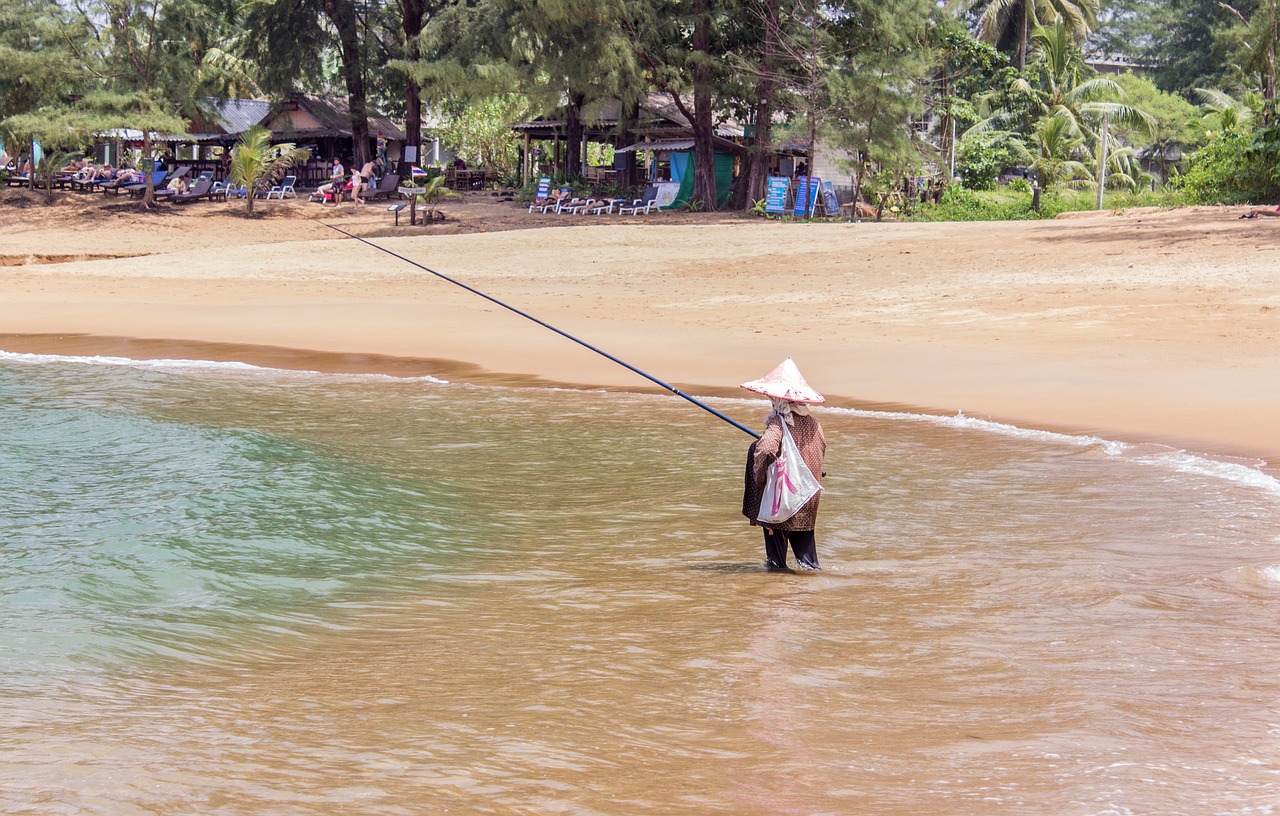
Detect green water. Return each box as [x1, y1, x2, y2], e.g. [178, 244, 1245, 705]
[2, 353, 1279, 815]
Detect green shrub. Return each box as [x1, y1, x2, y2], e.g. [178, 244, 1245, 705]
[908, 186, 1186, 222]
[955, 132, 1017, 191]
[1007, 177, 1032, 193]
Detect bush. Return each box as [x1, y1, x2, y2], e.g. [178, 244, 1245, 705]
[908, 186, 1186, 222]
[955, 132, 1017, 191]
[1171, 131, 1277, 204]
[1171, 134, 1250, 204]
[910, 186, 1044, 221]
[1007, 177, 1032, 193]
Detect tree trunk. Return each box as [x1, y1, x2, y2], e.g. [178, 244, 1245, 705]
[1016, 1, 1028, 70]
[564, 92, 585, 178]
[691, 0, 717, 210]
[323, 0, 370, 167]
[619, 97, 640, 188]
[142, 131, 156, 209]
[737, 0, 779, 211]
[401, 0, 425, 172]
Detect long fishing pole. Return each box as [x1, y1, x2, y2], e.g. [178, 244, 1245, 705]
[325, 225, 761, 439]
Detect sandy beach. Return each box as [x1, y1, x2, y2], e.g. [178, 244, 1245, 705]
[1, 191, 1277, 466]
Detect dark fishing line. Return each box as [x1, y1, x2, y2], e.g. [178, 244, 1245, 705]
[325, 225, 760, 439]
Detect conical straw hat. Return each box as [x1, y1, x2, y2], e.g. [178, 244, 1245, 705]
[739, 357, 825, 404]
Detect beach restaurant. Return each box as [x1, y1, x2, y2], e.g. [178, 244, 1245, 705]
[178, 94, 408, 187]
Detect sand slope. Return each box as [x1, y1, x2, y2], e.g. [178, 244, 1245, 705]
[1, 194, 1277, 464]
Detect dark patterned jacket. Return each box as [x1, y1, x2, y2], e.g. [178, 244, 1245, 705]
[742, 413, 826, 531]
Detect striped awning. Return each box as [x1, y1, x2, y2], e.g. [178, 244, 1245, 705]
[614, 139, 695, 153]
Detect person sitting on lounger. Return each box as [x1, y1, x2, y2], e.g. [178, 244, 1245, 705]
[167, 175, 190, 194]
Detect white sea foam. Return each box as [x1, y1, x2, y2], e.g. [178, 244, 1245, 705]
[0, 349, 449, 384]
[708, 394, 1280, 498]
[1261, 566, 1280, 584]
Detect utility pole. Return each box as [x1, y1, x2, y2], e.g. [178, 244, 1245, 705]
[1096, 114, 1109, 210]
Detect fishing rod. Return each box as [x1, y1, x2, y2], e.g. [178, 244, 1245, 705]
[325, 225, 761, 439]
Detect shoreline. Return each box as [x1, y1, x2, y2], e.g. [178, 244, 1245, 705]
[4, 332, 1277, 476]
[2, 202, 1278, 471]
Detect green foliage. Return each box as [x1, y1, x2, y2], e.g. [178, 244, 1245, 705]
[435, 95, 530, 183]
[228, 125, 311, 217]
[414, 173, 461, 217]
[1008, 176, 1032, 192]
[1110, 72, 1201, 149]
[1244, 121, 1280, 200]
[1172, 117, 1280, 204]
[910, 184, 1186, 221]
[910, 185, 1047, 220]
[955, 131, 1018, 189]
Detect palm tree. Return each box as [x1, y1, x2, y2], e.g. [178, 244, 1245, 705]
[227, 125, 311, 216]
[1031, 23, 1153, 138]
[1011, 113, 1093, 192]
[413, 173, 460, 220]
[1191, 88, 1256, 139]
[1218, 0, 1278, 123]
[946, 0, 1098, 69]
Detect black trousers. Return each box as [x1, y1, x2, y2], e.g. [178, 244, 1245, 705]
[763, 527, 819, 571]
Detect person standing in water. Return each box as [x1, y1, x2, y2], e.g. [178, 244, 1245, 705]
[741, 358, 827, 571]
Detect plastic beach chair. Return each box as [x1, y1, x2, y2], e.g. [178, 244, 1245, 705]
[617, 186, 659, 215]
[265, 175, 296, 199]
[527, 177, 553, 212]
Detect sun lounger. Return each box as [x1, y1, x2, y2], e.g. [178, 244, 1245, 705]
[263, 174, 297, 199]
[557, 197, 592, 214]
[534, 189, 572, 213]
[170, 175, 216, 203]
[527, 177, 553, 212]
[97, 172, 148, 195]
[581, 197, 628, 215]
[617, 187, 659, 215]
[360, 173, 401, 201]
[134, 167, 190, 198]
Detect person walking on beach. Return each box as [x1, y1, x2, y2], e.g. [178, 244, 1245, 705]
[741, 358, 827, 571]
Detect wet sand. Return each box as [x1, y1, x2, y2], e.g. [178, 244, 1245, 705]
[1, 194, 1277, 465]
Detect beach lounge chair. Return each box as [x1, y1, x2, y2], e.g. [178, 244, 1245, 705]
[617, 187, 659, 215]
[170, 174, 216, 203]
[527, 177, 553, 212]
[133, 166, 190, 198]
[535, 188, 572, 213]
[97, 170, 149, 195]
[581, 197, 627, 215]
[557, 196, 593, 215]
[360, 173, 401, 201]
[264, 175, 297, 199]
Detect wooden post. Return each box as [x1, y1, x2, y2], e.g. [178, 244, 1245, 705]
[409, 193, 417, 225]
[523, 132, 530, 186]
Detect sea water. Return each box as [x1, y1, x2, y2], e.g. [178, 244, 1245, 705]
[1, 351, 1278, 816]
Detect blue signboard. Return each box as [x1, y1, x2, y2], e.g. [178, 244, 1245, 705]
[765, 176, 789, 214]
[820, 181, 840, 217]
[792, 176, 810, 216]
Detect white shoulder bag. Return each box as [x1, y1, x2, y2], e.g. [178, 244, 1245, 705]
[756, 420, 822, 524]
